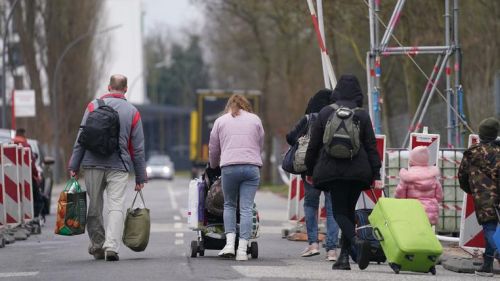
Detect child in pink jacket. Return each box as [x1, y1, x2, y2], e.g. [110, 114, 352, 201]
[395, 146, 443, 225]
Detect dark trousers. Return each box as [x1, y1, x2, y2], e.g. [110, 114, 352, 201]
[329, 180, 364, 250]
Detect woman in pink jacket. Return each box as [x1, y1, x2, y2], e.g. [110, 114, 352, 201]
[395, 146, 443, 225]
[209, 94, 264, 261]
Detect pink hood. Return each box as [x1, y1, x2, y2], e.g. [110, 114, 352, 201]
[395, 166, 443, 225]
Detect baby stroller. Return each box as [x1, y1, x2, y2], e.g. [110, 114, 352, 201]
[187, 166, 259, 258]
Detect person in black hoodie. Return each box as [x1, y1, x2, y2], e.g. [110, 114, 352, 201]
[286, 89, 340, 261]
[305, 75, 382, 271]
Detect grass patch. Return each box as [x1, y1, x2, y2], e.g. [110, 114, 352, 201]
[260, 184, 288, 197]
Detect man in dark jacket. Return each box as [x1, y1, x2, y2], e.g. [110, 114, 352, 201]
[305, 75, 382, 271]
[69, 74, 147, 262]
[458, 117, 500, 277]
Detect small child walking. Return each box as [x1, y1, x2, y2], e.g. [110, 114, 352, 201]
[395, 146, 443, 226]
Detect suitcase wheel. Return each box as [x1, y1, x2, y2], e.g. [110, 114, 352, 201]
[429, 266, 436, 275]
[250, 241, 258, 259]
[389, 263, 401, 274]
[190, 241, 198, 258]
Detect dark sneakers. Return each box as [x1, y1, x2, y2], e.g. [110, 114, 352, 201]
[475, 255, 494, 277]
[88, 246, 104, 260]
[355, 238, 371, 270]
[105, 251, 119, 261]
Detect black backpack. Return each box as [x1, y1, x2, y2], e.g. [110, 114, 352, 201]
[78, 99, 120, 156]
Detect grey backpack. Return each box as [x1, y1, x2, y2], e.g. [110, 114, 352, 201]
[293, 113, 316, 173]
[323, 104, 361, 159]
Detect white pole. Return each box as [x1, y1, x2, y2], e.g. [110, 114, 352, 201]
[316, 0, 330, 89]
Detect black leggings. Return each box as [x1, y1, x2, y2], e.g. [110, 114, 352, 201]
[329, 181, 364, 249]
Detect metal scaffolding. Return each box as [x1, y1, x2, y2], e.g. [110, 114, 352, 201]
[366, 0, 466, 148]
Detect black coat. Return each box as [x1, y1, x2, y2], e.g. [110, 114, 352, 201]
[304, 75, 381, 190]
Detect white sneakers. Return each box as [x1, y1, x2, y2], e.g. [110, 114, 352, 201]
[326, 249, 337, 261]
[218, 233, 236, 257]
[301, 242, 320, 257]
[218, 233, 249, 261]
[236, 239, 249, 261]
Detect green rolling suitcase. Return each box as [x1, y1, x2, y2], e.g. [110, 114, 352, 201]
[368, 198, 442, 275]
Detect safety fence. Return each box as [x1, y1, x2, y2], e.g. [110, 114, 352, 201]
[0, 144, 38, 248]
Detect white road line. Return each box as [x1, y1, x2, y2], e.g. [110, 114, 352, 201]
[166, 184, 179, 210]
[174, 239, 184, 245]
[174, 215, 181, 221]
[174, 222, 182, 229]
[0, 272, 39, 278]
[175, 233, 184, 238]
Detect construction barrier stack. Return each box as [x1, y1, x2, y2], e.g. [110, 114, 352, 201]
[0, 144, 38, 248]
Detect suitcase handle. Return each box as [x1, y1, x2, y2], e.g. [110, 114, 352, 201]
[373, 227, 384, 241]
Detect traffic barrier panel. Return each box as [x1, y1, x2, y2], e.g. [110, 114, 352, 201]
[356, 135, 386, 209]
[2, 144, 22, 227]
[287, 175, 305, 222]
[21, 147, 33, 222]
[409, 130, 440, 166]
[459, 134, 485, 252]
[0, 147, 6, 230]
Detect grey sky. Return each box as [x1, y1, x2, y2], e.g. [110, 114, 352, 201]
[142, 0, 204, 34]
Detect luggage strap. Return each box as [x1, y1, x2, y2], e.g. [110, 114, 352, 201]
[131, 190, 146, 209]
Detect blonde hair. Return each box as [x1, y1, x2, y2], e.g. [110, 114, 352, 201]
[224, 94, 253, 117]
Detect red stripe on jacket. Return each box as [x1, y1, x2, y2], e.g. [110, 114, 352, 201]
[128, 111, 141, 160]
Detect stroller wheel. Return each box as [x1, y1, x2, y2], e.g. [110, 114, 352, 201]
[190, 241, 198, 258]
[199, 249, 205, 256]
[281, 229, 289, 239]
[250, 241, 258, 259]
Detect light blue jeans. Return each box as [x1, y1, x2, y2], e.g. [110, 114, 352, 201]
[221, 164, 260, 240]
[304, 180, 339, 251]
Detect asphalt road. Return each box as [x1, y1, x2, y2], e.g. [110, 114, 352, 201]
[0, 176, 495, 280]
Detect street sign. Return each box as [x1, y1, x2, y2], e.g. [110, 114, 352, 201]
[14, 90, 36, 117]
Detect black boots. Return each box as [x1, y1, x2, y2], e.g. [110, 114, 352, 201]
[476, 254, 494, 277]
[332, 237, 351, 270]
[355, 237, 371, 270]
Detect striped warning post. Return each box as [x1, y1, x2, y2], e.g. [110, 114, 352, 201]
[21, 147, 33, 222]
[356, 135, 386, 209]
[459, 134, 485, 251]
[0, 146, 6, 229]
[287, 175, 305, 222]
[3, 144, 22, 227]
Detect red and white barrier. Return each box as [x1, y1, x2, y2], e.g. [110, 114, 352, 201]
[2, 145, 22, 227]
[21, 148, 33, 222]
[287, 175, 305, 222]
[409, 130, 440, 166]
[0, 147, 5, 230]
[356, 135, 386, 209]
[459, 134, 485, 252]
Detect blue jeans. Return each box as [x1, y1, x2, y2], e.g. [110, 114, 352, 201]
[221, 164, 260, 240]
[482, 222, 498, 258]
[304, 180, 339, 251]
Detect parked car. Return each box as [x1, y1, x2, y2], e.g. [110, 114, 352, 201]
[146, 155, 175, 180]
[27, 139, 55, 215]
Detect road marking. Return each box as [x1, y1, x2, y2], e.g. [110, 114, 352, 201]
[166, 184, 179, 210]
[175, 233, 184, 238]
[0, 272, 39, 278]
[174, 223, 182, 229]
[174, 239, 184, 245]
[174, 215, 181, 221]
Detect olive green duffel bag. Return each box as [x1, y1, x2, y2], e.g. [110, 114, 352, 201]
[123, 191, 150, 252]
